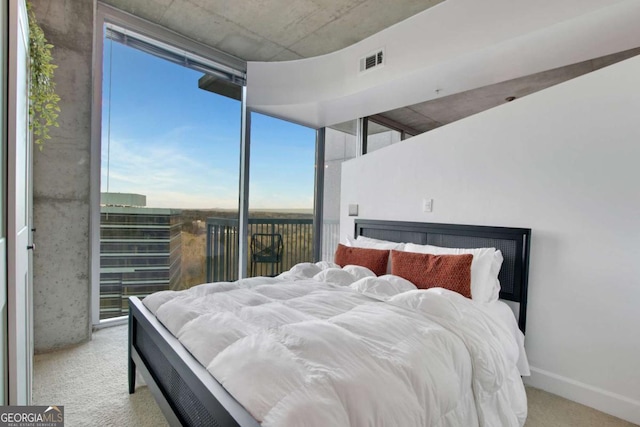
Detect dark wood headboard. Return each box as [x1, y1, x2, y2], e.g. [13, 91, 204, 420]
[354, 219, 531, 333]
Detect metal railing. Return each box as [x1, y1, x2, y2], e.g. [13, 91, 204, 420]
[206, 217, 314, 282]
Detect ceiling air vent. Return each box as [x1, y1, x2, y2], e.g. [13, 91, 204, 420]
[359, 49, 384, 72]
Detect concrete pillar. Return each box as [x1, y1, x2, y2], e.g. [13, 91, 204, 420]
[30, 0, 93, 352]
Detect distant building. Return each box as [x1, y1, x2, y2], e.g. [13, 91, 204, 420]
[100, 192, 182, 319]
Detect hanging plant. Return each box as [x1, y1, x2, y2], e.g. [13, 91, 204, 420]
[27, 2, 61, 149]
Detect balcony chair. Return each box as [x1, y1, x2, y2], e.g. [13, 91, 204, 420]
[250, 233, 284, 277]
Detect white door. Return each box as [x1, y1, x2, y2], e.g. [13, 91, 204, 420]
[0, 0, 8, 406]
[7, 0, 32, 405]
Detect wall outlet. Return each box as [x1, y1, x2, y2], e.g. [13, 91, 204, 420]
[422, 198, 433, 213]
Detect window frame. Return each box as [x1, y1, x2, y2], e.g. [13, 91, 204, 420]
[90, 4, 325, 325]
[91, 3, 248, 326]
[362, 115, 418, 155]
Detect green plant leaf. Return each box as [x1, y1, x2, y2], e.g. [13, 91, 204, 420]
[27, 1, 61, 149]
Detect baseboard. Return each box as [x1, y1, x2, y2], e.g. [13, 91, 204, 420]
[524, 366, 640, 425]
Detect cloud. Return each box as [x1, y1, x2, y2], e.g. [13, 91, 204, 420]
[101, 135, 239, 209]
[100, 126, 315, 210]
[143, 190, 238, 209]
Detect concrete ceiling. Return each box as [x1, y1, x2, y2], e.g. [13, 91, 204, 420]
[101, 0, 639, 134]
[374, 47, 640, 135]
[101, 0, 446, 62]
[330, 47, 640, 136]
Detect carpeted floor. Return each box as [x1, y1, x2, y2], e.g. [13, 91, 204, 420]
[33, 324, 168, 427]
[33, 325, 636, 427]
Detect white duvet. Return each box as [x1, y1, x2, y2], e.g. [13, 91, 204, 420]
[143, 263, 527, 427]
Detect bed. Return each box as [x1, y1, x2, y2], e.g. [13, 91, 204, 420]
[128, 219, 531, 426]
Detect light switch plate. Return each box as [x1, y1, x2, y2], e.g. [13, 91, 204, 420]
[423, 198, 433, 213]
[348, 204, 359, 216]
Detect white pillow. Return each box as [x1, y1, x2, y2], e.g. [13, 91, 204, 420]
[402, 243, 503, 303]
[344, 235, 404, 274]
[345, 235, 404, 250]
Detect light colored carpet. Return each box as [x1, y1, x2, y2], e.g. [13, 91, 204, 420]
[33, 324, 168, 427]
[524, 386, 636, 427]
[33, 325, 636, 427]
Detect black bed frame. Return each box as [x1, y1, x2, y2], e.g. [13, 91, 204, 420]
[354, 219, 531, 332]
[129, 220, 531, 426]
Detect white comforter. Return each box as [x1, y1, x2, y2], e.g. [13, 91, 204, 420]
[143, 263, 527, 427]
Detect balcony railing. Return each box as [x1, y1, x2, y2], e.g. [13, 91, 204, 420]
[205, 217, 342, 283]
[206, 217, 315, 282]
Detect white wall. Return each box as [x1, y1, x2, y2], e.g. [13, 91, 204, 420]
[340, 55, 640, 424]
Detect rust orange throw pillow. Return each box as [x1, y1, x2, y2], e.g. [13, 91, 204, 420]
[390, 250, 473, 298]
[334, 244, 389, 276]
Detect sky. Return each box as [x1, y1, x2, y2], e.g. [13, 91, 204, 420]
[101, 37, 316, 210]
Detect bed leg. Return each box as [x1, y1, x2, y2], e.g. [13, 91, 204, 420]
[129, 355, 136, 394]
[128, 310, 136, 394]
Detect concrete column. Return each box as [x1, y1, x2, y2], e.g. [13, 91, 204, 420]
[30, 0, 93, 352]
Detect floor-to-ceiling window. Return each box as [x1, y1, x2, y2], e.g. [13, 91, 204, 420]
[93, 10, 324, 322]
[96, 21, 244, 320]
[365, 119, 402, 153]
[318, 116, 412, 263]
[247, 113, 316, 277]
[321, 120, 358, 261]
